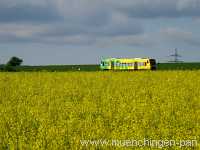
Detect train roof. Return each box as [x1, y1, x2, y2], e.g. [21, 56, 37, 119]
[101, 58, 153, 61]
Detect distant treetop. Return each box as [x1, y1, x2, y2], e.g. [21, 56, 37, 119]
[6, 56, 23, 67]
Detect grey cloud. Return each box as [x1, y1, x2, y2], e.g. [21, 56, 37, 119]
[160, 27, 200, 46]
[1, 0, 200, 46]
[110, 0, 200, 18]
[1, 0, 200, 24]
[95, 34, 154, 47]
[39, 18, 143, 38]
[0, 20, 143, 45]
[0, 1, 61, 22]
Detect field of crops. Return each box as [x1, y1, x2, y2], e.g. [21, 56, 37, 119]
[0, 71, 199, 149]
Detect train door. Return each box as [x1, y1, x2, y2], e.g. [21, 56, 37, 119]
[134, 62, 138, 70]
[111, 61, 115, 70]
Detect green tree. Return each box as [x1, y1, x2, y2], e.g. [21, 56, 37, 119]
[6, 56, 23, 66]
[4, 56, 23, 71]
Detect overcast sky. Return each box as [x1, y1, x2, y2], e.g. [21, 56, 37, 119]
[0, 0, 200, 65]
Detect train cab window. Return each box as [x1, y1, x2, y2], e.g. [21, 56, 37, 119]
[102, 62, 109, 66]
[144, 62, 147, 66]
[150, 59, 156, 65]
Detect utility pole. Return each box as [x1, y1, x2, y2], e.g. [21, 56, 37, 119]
[169, 48, 182, 62]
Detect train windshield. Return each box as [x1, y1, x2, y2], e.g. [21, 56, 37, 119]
[101, 61, 109, 66]
[150, 59, 156, 65]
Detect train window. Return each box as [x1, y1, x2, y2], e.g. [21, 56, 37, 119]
[138, 62, 143, 66]
[144, 62, 147, 66]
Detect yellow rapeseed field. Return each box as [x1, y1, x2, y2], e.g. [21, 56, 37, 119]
[0, 71, 199, 149]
